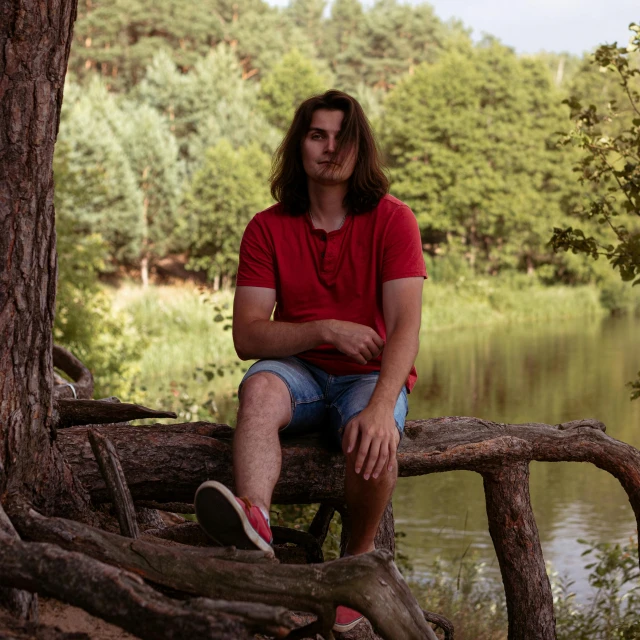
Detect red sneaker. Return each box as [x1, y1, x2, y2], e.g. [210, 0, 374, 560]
[333, 605, 364, 633]
[194, 481, 272, 553]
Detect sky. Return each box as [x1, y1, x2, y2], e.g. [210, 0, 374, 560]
[266, 0, 639, 56]
[425, 0, 638, 55]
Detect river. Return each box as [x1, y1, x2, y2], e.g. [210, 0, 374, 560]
[395, 313, 640, 597]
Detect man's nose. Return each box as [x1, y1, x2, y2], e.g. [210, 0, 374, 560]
[325, 136, 337, 153]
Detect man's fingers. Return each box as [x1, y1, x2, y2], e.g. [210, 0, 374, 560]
[355, 435, 372, 474]
[343, 420, 359, 455]
[358, 344, 375, 361]
[363, 440, 382, 480]
[372, 445, 390, 479]
[371, 333, 385, 350]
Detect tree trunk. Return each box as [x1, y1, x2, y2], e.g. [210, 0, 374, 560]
[0, 0, 88, 519]
[483, 463, 555, 640]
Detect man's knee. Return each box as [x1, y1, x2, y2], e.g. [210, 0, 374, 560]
[238, 372, 292, 427]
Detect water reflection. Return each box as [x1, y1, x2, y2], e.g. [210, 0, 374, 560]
[396, 314, 640, 598]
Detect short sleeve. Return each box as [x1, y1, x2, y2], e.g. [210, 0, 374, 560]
[236, 214, 277, 289]
[381, 205, 428, 283]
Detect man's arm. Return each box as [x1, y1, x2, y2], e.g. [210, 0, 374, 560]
[343, 277, 424, 479]
[233, 286, 385, 362]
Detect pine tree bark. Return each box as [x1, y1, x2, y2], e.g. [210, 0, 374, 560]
[0, 0, 90, 523]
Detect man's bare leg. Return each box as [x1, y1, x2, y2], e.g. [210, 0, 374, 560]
[233, 372, 291, 514]
[343, 432, 399, 555]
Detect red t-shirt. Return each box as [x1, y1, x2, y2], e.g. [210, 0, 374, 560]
[236, 194, 428, 391]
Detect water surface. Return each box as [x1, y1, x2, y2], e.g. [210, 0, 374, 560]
[395, 314, 640, 597]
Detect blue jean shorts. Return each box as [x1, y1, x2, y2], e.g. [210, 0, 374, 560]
[239, 356, 408, 447]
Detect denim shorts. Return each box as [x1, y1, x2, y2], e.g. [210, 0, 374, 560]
[239, 356, 408, 447]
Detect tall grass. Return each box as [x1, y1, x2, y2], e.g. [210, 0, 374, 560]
[108, 278, 616, 421]
[422, 278, 604, 333]
[111, 283, 243, 422]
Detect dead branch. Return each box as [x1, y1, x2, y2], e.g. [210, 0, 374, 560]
[53, 345, 93, 400]
[12, 508, 436, 640]
[54, 399, 177, 429]
[88, 429, 139, 538]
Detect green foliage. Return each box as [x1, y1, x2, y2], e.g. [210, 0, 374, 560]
[56, 78, 183, 272]
[550, 24, 640, 398]
[135, 47, 279, 169]
[381, 42, 578, 276]
[410, 551, 508, 640]
[322, 0, 471, 91]
[554, 539, 640, 640]
[551, 25, 640, 288]
[409, 538, 640, 640]
[70, 0, 241, 90]
[114, 284, 244, 422]
[258, 49, 329, 131]
[56, 80, 144, 264]
[182, 140, 272, 283]
[54, 143, 147, 398]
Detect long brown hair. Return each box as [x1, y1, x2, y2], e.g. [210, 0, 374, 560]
[270, 90, 389, 215]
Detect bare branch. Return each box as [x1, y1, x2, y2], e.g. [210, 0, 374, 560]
[88, 429, 139, 539]
[54, 399, 176, 429]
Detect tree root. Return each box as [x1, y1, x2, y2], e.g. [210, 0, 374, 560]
[0, 537, 272, 640]
[53, 346, 93, 401]
[0, 504, 38, 623]
[11, 507, 437, 640]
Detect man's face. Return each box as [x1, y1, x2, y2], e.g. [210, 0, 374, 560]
[301, 109, 356, 186]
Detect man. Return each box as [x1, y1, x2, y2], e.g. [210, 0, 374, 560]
[194, 90, 426, 633]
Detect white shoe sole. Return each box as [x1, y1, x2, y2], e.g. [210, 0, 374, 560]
[333, 615, 364, 633]
[194, 480, 272, 553]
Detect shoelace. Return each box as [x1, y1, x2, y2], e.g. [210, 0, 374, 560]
[238, 496, 254, 512]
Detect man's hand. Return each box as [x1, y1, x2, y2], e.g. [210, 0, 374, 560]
[342, 403, 400, 480]
[324, 320, 385, 364]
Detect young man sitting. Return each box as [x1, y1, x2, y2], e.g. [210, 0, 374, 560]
[195, 90, 426, 633]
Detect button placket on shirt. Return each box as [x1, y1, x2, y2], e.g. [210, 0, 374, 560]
[322, 234, 339, 272]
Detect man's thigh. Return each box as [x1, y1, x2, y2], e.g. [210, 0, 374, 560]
[328, 374, 409, 446]
[239, 357, 328, 434]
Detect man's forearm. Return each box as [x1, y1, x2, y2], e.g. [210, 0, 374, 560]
[234, 319, 329, 361]
[369, 326, 419, 409]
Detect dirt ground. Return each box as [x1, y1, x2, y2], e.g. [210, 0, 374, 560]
[39, 598, 139, 640]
